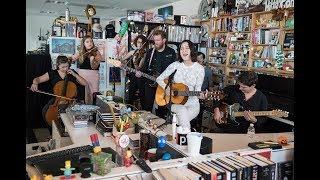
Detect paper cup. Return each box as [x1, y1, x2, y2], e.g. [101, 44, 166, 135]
[187, 132, 203, 156]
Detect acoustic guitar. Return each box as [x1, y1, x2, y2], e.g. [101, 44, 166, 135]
[155, 80, 225, 106]
[107, 58, 158, 87]
[219, 103, 289, 126]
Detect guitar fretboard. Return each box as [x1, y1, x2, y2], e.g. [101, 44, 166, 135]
[234, 111, 275, 117]
[176, 91, 203, 96]
[122, 66, 157, 81]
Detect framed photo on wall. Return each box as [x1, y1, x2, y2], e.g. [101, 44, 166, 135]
[52, 26, 62, 37]
[65, 22, 76, 37]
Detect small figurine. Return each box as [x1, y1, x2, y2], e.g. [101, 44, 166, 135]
[124, 148, 134, 167]
[30, 175, 39, 180]
[43, 174, 53, 180]
[60, 160, 75, 178]
[157, 136, 166, 149]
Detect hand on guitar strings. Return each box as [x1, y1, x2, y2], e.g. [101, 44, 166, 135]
[243, 110, 257, 123]
[213, 107, 224, 124]
[199, 89, 209, 99]
[30, 83, 38, 92]
[135, 71, 142, 78]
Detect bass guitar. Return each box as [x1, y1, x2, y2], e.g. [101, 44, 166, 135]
[107, 58, 158, 87]
[219, 103, 289, 126]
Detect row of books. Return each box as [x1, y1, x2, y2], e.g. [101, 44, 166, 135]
[151, 154, 292, 180]
[253, 46, 278, 60]
[95, 110, 120, 137]
[211, 16, 251, 32]
[231, 16, 252, 32]
[166, 25, 201, 43]
[252, 29, 280, 45]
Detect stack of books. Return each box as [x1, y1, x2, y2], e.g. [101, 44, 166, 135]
[95, 110, 120, 137]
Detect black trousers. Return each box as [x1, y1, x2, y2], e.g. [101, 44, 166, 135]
[143, 81, 168, 119]
[127, 76, 144, 108]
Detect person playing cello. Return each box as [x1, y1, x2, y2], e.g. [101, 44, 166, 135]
[30, 55, 87, 126]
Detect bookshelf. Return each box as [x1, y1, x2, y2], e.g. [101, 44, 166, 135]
[201, 8, 294, 86]
[128, 21, 201, 51]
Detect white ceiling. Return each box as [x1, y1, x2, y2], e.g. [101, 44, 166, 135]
[26, 0, 182, 20]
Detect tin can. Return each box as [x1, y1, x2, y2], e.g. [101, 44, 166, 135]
[139, 129, 150, 158]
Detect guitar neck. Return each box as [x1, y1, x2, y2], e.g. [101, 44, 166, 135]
[233, 111, 274, 117]
[176, 91, 203, 96]
[122, 66, 157, 81]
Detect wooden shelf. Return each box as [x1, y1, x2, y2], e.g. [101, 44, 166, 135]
[227, 65, 249, 70]
[253, 57, 275, 61]
[229, 31, 251, 33]
[251, 67, 294, 77]
[208, 63, 225, 67]
[209, 55, 226, 58]
[252, 44, 278, 46]
[212, 31, 229, 34]
[231, 13, 252, 18]
[208, 47, 227, 49]
[254, 27, 280, 30]
[228, 49, 246, 52]
[285, 59, 294, 61]
[283, 28, 294, 31]
[283, 48, 294, 51]
[230, 40, 251, 42]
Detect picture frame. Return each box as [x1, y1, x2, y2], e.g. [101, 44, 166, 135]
[76, 23, 88, 38]
[65, 22, 76, 37]
[127, 10, 145, 22]
[49, 37, 76, 55]
[52, 25, 62, 37]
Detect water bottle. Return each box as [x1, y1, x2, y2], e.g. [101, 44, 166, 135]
[247, 123, 255, 139]
[172, 113, 177, 141]
[65, 8, 70, 22]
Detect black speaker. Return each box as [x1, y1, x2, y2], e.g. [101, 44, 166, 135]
[200, 136, 212, 155]
[79, 153, 93, 178]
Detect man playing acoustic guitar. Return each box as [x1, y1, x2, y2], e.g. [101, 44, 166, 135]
[212, 71, 268, 133]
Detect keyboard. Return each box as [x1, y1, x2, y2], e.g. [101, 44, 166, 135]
[26, 145, 93, 165]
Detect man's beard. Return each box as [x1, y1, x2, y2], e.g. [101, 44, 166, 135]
[155, 43, 164, 50]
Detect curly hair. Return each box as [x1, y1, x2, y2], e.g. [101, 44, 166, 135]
[133, 35, 148, 49]
[237, 71, 258, 86]
[79, 35, 95, 64]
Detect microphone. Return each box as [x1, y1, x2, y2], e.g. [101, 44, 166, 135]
[164, 69, 177, 91]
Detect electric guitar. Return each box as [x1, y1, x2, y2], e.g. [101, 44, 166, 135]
[107, 58, 159, 87]
[155, 80, 225, 106]
[219, 103, 289, 126]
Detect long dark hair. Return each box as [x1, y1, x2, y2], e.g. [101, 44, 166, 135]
[177, 40, 197, 62]
[133, 35, 148, 50]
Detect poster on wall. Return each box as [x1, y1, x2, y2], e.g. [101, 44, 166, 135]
[50, 37, 76, 55]
[99, 61, 107, 91]
[106, 39, 118, 59]
[158, 6, 173, 19]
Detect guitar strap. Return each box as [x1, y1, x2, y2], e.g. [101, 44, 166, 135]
[147, 47, 156, 71]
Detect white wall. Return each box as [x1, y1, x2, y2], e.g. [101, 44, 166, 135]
[26, 14, 56, 52]
[148, 0, 202, 19]
[26, 14, 110, 52]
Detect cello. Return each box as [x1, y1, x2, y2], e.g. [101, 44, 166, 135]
[45, 74, 77, 126]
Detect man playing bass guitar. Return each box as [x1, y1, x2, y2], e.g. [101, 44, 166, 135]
[212, 71, 268, 133]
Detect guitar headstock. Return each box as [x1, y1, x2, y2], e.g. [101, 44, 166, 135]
[271, 109, 289, 118]
[106, 57, 122, 67]
[207, 90, 225, 101]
